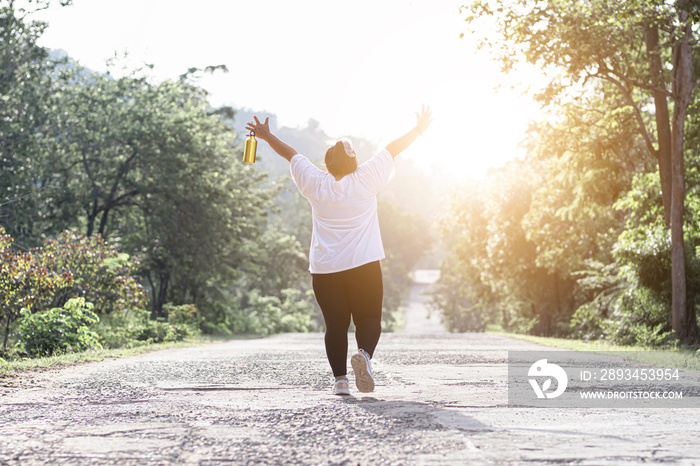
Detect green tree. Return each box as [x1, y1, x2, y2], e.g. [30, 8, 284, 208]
[26, 58, 275, 318]
[463, 0, 698, 340]
[521, 89, 649, 276]
[128, 77, 273, 317]
[603, 154, 700, 345]
[0, 1, 68, 245]
[239, 228, 309, 299]
[430, 182, 492, 332]
[514, 89, 650, 339]
[433, 160, 574, 335]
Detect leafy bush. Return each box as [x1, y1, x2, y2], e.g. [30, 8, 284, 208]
[39, 230, 147, 314]
[601, 285, 674, 346]
[428, 252, 491, 333]
[428, 280, 490, 333]
[278, 289, 318, 333]
[229, 288, 317, 336]
[629, 323, 677, 348]
[94, 306, 201, 349]
[569, 260, 626, 340]
[15, 297, 102, 357]
[163, 303, 202, 334]
[601, 169, 700, 345]
[0, 226, 74, 349]
[570, 304, 607, 341]
[130, 319, 190, 345]
[1, 228, 148, 351]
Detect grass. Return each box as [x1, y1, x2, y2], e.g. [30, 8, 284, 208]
[490, 331, 642, 352]
[0, 335, 234, 378]
[491, 330, 700, 371]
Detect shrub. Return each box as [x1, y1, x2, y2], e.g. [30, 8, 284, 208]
[94, 306, 200, 349]
[1, 228, 148, 351]
[15, 297, 102, 357]
[0, 226, 74, 349]
[163, 303, 202, 334]
[40, 230, 147, 314]
[569, 260, 627, 340]
[130, 319, 190, 345]
[605, 170, 700, 345]
[602, 286, 675, 346]
[229, 288, 317, 336]
[278, 289, 317, 333]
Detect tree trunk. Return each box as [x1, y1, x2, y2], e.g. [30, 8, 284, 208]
[151, 270, 170, 320]
[146, 273, 157, 315]
[86, 210, 96, 237]
[644, 23, 673, 227]
[98, 207, 110, 238]
[670, 10, 694, 341]
[86, 194, 99, 237]
[2, 315, 10, 349]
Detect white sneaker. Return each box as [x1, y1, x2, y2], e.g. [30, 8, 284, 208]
[351, 348, 375, 393]
[333, 377, 350, 396]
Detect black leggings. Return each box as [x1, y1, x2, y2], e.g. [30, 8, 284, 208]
[312, 261, 383, 377]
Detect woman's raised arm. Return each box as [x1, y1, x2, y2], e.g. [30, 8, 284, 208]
[385, 106, 432, 159]
[245, 116, 298, 162]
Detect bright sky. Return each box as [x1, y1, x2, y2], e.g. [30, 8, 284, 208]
[34, 0, 541, 181]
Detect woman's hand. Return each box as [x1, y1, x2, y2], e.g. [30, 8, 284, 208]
[245, 115, 298, 162]
[385, 106, 434, 158]
[245, 116, 271, 141]
[415, 105, 432, 135]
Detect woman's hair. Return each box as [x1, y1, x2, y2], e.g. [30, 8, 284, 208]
[325, 141, 358, 179]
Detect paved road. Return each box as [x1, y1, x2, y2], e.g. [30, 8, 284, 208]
[2, 331, 699, 465]
[2, 275, 699, 464]
[403, 269, 444, 334]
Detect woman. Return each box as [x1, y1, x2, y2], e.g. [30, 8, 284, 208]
[245, 106, 432, 395]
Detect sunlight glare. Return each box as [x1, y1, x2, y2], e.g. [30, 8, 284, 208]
[407, 78, 535, 182]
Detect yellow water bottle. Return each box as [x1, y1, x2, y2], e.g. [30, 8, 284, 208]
[243, 131, 257, 163]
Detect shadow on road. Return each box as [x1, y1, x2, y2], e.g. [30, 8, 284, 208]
[337, 396, 493, 432]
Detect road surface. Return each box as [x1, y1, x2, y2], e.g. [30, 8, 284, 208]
[1, 273, 699, 464]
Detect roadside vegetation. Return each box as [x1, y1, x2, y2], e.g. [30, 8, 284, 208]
[492, 330, 700, 371]
[0, 338, 215, 378]
[431, 0, 700, 348]
[0, 1, 429, 367]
